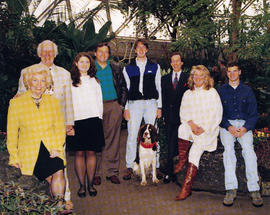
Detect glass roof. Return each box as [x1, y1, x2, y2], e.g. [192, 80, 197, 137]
[27, 0, 264, 40]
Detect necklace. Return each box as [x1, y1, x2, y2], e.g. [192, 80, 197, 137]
[32, 96, 42, 108]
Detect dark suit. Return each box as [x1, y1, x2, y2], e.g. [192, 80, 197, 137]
[161, 71, 189, 176]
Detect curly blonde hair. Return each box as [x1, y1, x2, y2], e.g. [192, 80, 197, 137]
[23, 70, 53, 91]
[188, 65, 214, 90]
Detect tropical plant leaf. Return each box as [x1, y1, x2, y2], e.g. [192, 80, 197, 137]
[83, 18, 95, 41]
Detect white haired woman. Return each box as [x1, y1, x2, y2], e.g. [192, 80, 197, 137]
[7, 69, 66, 206]
[174, 65, 223, 200]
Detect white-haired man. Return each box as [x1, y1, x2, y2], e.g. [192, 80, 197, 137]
[16, 40, 74, 210]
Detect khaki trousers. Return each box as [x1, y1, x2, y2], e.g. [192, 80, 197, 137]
[96, 100, 122, 177]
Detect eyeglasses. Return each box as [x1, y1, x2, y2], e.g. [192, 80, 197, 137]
[41, 51, 55, 57]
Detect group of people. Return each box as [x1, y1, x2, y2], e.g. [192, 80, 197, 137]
[161, 51, 262, 207]
[6, 38, 263, 212]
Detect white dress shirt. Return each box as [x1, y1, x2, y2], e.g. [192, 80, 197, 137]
[172, 70, 182, 82]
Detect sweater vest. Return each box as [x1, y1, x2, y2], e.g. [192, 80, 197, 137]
[125, 60, 159, 100]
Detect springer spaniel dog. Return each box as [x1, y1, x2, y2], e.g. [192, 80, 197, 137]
[133, 124, 159, 186]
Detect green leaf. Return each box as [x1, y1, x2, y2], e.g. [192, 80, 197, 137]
[83, 18, 96, 41]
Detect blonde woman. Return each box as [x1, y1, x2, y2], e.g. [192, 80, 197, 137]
[7, 69, 66, 204]
[174, 65, 223, 200]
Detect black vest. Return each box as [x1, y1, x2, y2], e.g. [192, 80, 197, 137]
[125, 59, 159, 100]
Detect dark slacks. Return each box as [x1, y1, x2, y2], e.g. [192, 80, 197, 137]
[96, 100, 122, 177]
[165, 122, 179, 176]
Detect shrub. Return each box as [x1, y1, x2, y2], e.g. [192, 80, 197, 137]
[0, 181, 70, 214]
[0, 131, 6, 152]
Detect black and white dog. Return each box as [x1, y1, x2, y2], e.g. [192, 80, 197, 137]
[133, 124, 159, 186]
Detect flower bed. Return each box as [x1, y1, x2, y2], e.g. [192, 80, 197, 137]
[0, 182, 65, 214]
[254, 127, 270, 195]
[254, 127, 270, 170]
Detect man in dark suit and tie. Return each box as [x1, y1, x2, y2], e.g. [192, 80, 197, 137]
[161, 52, 189, 183]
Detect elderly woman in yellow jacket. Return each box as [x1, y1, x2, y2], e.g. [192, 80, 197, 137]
[7, 69, 66, 203]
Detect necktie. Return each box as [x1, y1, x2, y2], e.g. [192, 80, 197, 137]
[173, 73, 178, 90]
[47, 67, 55, 95]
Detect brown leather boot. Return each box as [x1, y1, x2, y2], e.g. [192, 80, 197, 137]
[175, 162, 197, 201]
[174, 138, 190, 174]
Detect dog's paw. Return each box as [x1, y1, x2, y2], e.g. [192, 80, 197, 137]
[141, 180, 147, 186]
[153, 178, 159, 184]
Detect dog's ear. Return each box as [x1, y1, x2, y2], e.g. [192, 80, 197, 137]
[137, 124, 146, 143]
[150, 125, 158, 143]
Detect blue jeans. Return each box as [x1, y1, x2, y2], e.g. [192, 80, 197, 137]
[220, 119, 259, 191]
[125, 100, 159, 168]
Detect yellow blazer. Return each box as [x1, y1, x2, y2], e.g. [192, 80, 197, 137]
[7, 91, 66, 175]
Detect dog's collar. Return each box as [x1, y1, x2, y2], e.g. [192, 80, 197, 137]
[140, 141, 157, 149]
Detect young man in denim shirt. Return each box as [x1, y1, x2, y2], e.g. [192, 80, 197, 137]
[218, 62, 263, 207]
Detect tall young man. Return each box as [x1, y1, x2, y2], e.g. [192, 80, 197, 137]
[218, 63, 263, 207]
[122, 39, 162, 180]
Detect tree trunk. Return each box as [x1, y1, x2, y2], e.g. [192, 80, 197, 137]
[229, 0, 242, 63]
[104, 0, 113, 35]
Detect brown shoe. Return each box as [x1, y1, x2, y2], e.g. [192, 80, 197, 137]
[123, 168, 133, 180]
[106, 175, 121, 184]
[93, 176, 101, 186]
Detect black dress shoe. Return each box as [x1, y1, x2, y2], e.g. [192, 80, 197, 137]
[77, 184, 86, 198]
[163, 175, 176, 184]
[88, 186, 97, 197]
[156, 169, 164, 180]
[163, 175, 171, 184]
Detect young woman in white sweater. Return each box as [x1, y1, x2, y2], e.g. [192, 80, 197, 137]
[68, 52, 104, 197]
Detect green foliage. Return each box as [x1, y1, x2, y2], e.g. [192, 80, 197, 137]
[122, 0, 217, 40]
[229, 13, 270, 61]
[6, 0, 29, 16]
[228, 7, 270, 113]
[0, 182, 68, 214]
[0, 1, 114, 129]
[33, 20, 64, 44]
[54, 18, 114, 69]
[0, 2, 37, 130]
